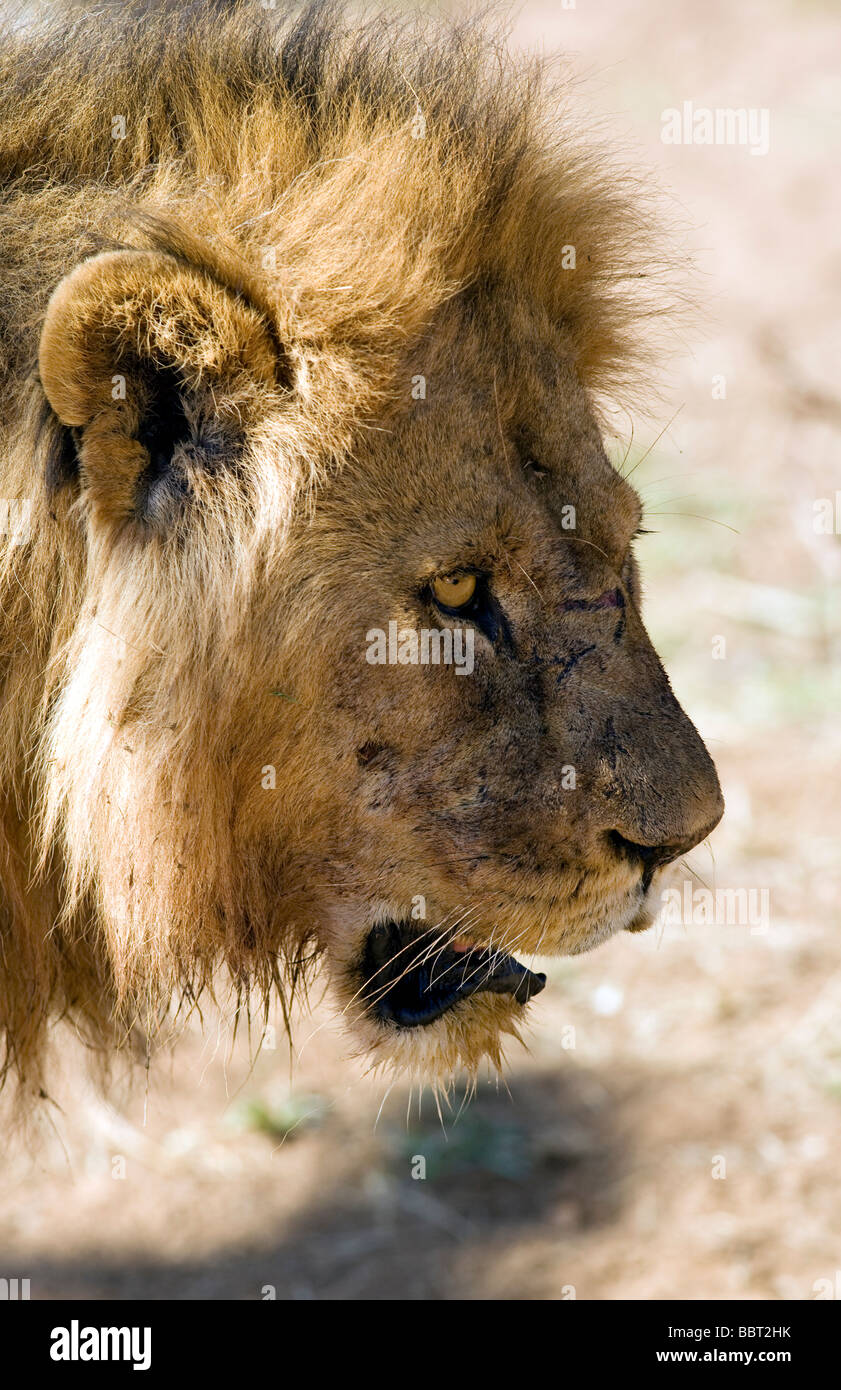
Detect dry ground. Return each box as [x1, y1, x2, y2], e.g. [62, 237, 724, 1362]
[1, 0, 839, 1299]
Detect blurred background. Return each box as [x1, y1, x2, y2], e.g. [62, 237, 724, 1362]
[2, 0, 840, 1299]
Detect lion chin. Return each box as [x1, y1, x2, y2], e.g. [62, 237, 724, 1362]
[333, 882, 658, 1083]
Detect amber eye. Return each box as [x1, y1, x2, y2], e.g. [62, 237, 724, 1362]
[432, 572, 477, 608]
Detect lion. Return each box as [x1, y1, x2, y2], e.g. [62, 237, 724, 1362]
[0, 0, 723, 1104]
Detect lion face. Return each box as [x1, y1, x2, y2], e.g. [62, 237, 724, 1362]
[33, 255, 722, 1085]
[243, 292, 724, 1073]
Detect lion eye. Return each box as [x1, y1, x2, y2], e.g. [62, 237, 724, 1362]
[432, 572, 477, 608]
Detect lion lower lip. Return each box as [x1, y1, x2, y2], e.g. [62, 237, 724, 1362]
[361, 920, 546, 1029]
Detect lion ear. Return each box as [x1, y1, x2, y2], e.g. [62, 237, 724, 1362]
[38, 249, 283, 429]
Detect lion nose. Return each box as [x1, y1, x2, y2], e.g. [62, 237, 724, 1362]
[609, 809, 723, 888]
[592, 663, 725, 874]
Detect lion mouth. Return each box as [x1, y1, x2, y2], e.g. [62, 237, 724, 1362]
[360, 919, 546, 1029]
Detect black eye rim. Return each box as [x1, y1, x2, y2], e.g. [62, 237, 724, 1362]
[427, 570, 486, 620]
[425, 571, 511, 647]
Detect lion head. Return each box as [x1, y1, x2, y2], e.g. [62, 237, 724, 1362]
[0, 1, 722, 1096]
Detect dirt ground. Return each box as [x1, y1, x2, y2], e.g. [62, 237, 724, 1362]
[1, 0, 839, 1300]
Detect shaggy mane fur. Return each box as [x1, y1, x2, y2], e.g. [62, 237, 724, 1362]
[0, 0, 678, 1101]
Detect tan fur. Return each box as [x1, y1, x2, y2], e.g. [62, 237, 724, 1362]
[0, 1, 722, 1104]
